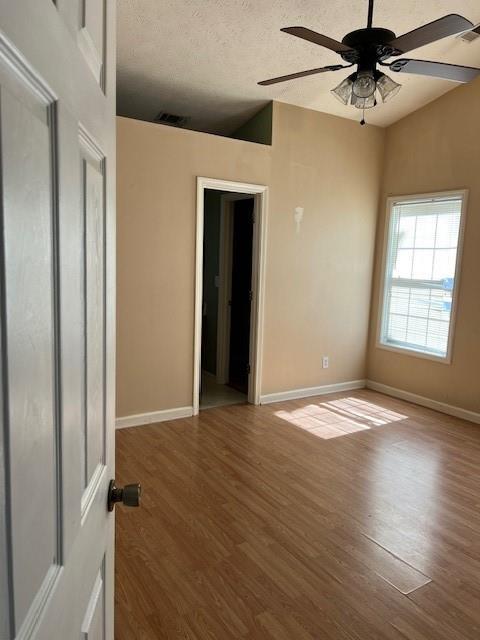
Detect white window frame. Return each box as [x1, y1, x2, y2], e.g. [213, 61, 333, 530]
[376, 190, 468, 364]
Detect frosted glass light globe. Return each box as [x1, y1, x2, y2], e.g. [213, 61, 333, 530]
[352, 72, 376, 98]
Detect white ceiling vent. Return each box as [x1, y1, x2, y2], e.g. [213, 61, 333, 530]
[153, 112, 190, 127]
[458, 26, 480, 43]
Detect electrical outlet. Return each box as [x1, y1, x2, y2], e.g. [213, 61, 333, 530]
[322, 356, 329, 369]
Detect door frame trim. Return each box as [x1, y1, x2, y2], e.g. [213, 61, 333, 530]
[194, 177, 268, 415]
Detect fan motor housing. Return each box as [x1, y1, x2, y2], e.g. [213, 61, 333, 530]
[341, 28, 399, 63]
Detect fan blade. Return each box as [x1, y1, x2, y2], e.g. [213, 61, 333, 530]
[281, 27, 353, 54]
[389, 14, 473, 54]
[258, 65, 344, 86]
[390, 58, 480, 82]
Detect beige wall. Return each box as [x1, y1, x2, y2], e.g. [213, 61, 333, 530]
[116, 118, 271, 417]
[262, 103, 384, 394]
[367, 79, 480, 414]
[116, 103, 385, 417]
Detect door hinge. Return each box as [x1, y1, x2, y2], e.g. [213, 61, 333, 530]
[246, 364, 251, 374]
[249, 290, 253, 301]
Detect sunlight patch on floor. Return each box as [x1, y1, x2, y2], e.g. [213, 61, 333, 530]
[275, 397, 407, 439]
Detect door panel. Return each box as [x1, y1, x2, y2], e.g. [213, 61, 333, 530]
[228, 199, 254, 394]
[77, 0, 106, 88]
[1, 64, 59, 631]
[57, 106, 88, 557]
[82, 138, 105, 488]
[0, 1, 116, 638]
[81, 564, 105, 640]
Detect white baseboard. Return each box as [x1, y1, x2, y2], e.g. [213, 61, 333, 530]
[366, 380, 480, 425]
[115, 383, 480, 427]
[259, 380, 366, 405]
[116, 406, 193, 429]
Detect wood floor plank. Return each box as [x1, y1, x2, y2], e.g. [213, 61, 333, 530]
[115, 390, 480, 639]
[360, 534, 431, 594]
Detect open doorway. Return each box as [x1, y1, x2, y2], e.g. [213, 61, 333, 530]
[201, 192, 254, 409]
[194, 178, 268, 414]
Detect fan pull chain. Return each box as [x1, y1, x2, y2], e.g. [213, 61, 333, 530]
[360, 105, 366, 126]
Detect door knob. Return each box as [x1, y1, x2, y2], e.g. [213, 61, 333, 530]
[108, 479, 142, 512]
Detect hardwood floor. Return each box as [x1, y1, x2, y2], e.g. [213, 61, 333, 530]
[115, 390, 480, 639]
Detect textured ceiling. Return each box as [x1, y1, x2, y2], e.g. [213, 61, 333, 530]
[117, 0, 480, 134]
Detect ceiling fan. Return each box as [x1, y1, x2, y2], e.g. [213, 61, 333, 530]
[258, 0, 480, 123]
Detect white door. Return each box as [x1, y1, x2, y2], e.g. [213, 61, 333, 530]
[0, 1, 117, 638]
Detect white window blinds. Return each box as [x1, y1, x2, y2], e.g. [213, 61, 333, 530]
[379, 194, 464, 359]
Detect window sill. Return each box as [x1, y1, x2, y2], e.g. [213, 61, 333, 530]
[376, 341, 452, 365]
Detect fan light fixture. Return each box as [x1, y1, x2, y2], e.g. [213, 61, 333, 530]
[331, 71, 401, 109]
[351, 93, 376, 110]
[331, 74, 354, 105]
[352, 70, 376, 98]
[258, 0, 480, 125]
[376, 72, 402, 102]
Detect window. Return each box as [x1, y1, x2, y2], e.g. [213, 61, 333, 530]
[379, 192, 466, 361]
